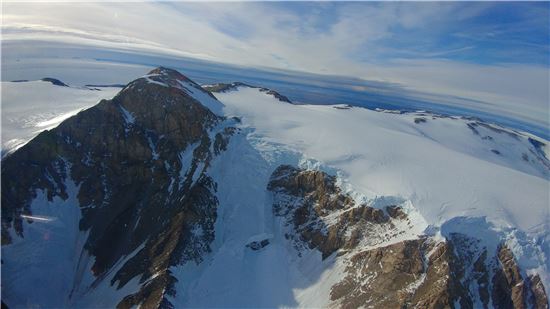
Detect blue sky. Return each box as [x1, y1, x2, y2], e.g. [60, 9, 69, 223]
[362, 2, 549, 65]
[181, 1, 549, 66]
[161, 1, 550, 67]
[5, 2, 547, 68]
[2, 1, 549, 128]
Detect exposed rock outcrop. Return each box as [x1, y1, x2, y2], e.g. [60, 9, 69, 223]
[493, 245, 549, 309]
[40, 77, 69, 87]
[268, 165, 419, 259]
[1, 67, 237, 308]
[203, 82, 292, 103]
[267, 165, 549, 309]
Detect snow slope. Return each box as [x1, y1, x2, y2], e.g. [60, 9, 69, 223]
[175, 85, 549, 302]
[214, 86, 549, 233]
[165, 85, 550, 307]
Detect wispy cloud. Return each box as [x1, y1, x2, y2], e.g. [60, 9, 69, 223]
[2, 2, 549, 128]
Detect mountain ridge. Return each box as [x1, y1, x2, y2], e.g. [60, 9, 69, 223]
[2, 67, 236, 308]
[1, 67, 548, 309]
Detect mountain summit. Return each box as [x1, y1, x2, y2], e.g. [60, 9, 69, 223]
[2, 67, 236, 308]
[2, 68, 548, 308]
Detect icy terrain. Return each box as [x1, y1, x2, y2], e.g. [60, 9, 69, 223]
[167, 85, 550, 306]
[215, 86, 549, 232]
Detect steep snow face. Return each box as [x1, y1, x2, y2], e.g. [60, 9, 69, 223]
[2, 174, 84, 307]
[1, 80, 119, 156]
[1, 164, 142, 308]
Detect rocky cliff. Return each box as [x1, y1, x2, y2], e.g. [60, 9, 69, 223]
[267, 165, 548, 309]
[2, 67, 236, 308]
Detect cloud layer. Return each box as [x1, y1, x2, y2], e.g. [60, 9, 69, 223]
[2, 2, 549, 128]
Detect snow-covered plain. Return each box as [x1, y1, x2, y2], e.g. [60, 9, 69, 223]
[1, 80, 120, 156]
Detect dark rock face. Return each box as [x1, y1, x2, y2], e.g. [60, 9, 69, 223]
[1, 67, 236, 308]
[386, 205, 408, 220]
[40, 77, 69, 87]
[492, 245, 549, 309]
[528, 274, 550, 309]
[202, 81, 252, 93]
[85, 84, 126, 88]
[268, 165, 356, 258]
[333, 104, 353, 110]
[331, 238, 431, 309]
[414, 117, 427, 124]
[258, 88, 292, 103]
[246, 239, 270, 251]
[203, 82, 292, 103]
[268, 165, 422, 260]
[267, 165, 549, 309]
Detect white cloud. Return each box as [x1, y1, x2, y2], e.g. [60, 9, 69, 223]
[2, 2, 548, 128]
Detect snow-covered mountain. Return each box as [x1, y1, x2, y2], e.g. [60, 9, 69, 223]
[1, 67, 548, 308]
[1, 78, 121, 157]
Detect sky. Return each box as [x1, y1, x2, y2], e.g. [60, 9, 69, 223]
[2, 1, 549, 129]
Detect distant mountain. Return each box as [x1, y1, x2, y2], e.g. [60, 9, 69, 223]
[2, 67, 548, 308]
[11, 77, 68, 87]
[40, 77, 69, 87]
[203, 82, 293, 103]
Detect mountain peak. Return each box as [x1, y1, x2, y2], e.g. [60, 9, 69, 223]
[1, 67, 237, 308]
[118, 67, 224, 115]
[146, 66, 193, 83]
